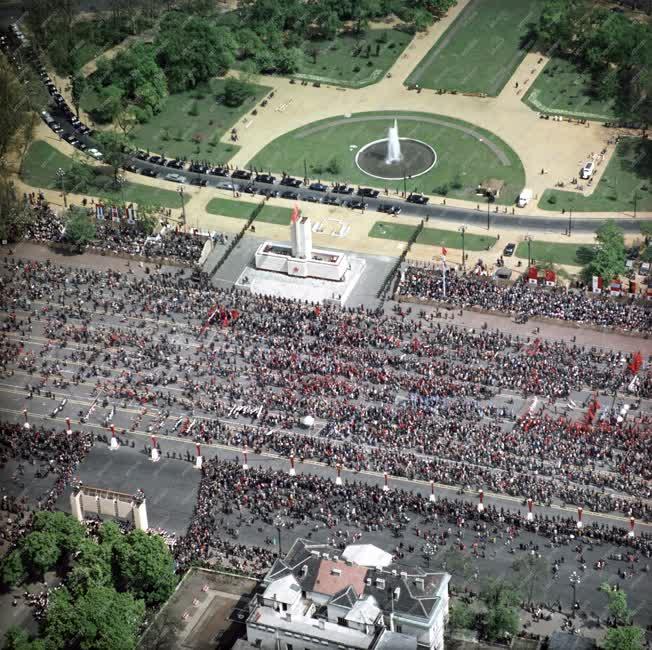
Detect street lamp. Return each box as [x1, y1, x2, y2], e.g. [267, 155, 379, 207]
[524, 235, 532, 269]
[422, 542, 435, 569]
[568, 208, 572, 238]
[486, 193, 492, 230]
[57, 168, 67, 207]
[117, 174, 126, 206]
[458, 225, 466, 270]
[633, 189, 641, 218]
[569, 571, 580, 618]
[177, 185, 186, 225]
[274, 515, 285, 556]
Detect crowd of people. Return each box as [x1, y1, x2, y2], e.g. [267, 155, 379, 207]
[18, 195, 214, 265]
[397, 267, 652, 333]
[0, 422, 94, 548]
[173, 458, 652, 576]
[0, 257, 650, 585]
[0, 260, 648, 517]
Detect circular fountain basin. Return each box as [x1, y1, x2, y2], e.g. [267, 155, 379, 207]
[355, 138, 437, 181]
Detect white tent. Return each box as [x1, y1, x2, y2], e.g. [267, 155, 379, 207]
[300, 415, 315, 428]
[342, 544, 392, 568]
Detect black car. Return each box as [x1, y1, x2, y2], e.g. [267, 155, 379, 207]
[123, 163, 139, 173]
[190, 177, 208, 187]
[280, 176, 302, 187]
[141, 168, 158, 178]
[281, 190, 299, 200]
[358, 187, 379, 198]
[232, 169, 252, 180]
[377, 203, 400, 214]
[259, 189, 279, 198]
[136, 150, 150, 161]
[189, 163, 209, 174]
[243, 184, 256, 194]
[209, 166, 228, 177]
[255, 173, 276, 184]
[332, 184, 353, 194]
[149, 155, 164, 165]
[345, 199, 367, 210]
[167, 159, 185, 169]
[407, 193, 429, 204]
[309, 182, 328, 192]
[303, 195, 321, 203]
[323, 195, 339, 206]
[503, 243, 516, 257]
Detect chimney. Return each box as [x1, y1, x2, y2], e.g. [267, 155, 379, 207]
[376, 578, 385, 589]
[399, 571, 408, 580]
[331, 568, 342, 576]
[301, 565, 308, 576]
[415, 577, 424, 590]
[391, 570, 397, 576]
[286, 613, 292, 622]
[365, 577, 371, 585]
[333, 555, 339, 562]
[323, 553, 330, 561]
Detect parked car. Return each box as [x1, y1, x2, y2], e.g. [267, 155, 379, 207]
[255, 173, 276, 184]
[407, 193, 428, 204]
[378, 203, 400, 215]
[358, 187, 379, 198]
[281, 176, 301, 187]
[503, 243, 516, 257]
[332, 184, 353, 194]
[165, 173, 186, 183]
[345, 199, 367, 210]
[141, 168, 158, 178]
[303, 195, 321, 203]
[281, 190, 299, 200]
[323, 195, 339, 206]
[580, 161, 594, 180]
[309, 182, 328, 192]
[87, 148, 103, 159]
[232, 169, 252, 180]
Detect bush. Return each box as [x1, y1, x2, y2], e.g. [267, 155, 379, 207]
[325, 157, 341, 174]
[547, 194, 557, 204]
[435, 184, 449, 196]
[353, 65, 361, 73]
[223, 77, 253, 107]
[188, 100, 199, 116]
[451, 175, 463, 190]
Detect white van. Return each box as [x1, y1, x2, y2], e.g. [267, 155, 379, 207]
[517, 188, 533, 207]
[580, 161, 594, 179]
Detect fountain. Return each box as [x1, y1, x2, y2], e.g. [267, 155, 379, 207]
[385, 119, 402, 165]
[355, 118, 437, 181]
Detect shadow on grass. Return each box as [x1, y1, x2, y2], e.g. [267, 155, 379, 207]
[575, 245, 596, 265]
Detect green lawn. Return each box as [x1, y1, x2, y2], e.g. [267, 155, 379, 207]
[248, 111, 525, 205]
[83, 78, 271, 163]
[206, 197, 293, 225]
[293, 29, 413, 88]
[523, 57, 618, 121]
[405, 0, 542, 95]
[21, 141, 181, 209]
[369, 221, 497, 251]
[515, 240, 596, 267]
[539, 138, 652, 212]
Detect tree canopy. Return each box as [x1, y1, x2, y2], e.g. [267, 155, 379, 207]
[534, 0, 652, 121]
[64, 206, 97, 250]
[586, 220, 627, 283]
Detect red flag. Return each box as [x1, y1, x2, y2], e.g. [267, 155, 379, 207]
[290, 205, 300, 224]
[441, 247, 448, 256]
[629, 351, 643, 374]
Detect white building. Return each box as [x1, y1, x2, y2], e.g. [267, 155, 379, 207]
[246, 539, 450, 650]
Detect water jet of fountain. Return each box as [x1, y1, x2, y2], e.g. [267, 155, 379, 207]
[385, 119, 402, 165]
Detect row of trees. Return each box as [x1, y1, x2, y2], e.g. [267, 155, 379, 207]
[1, 512, 177, 650]
[535, 0, 652, 122]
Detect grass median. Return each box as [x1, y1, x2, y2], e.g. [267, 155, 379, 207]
[369, 221, 497, 251]
[206, 197, 293, 225]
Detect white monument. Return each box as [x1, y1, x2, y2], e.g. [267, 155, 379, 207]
[255, 206, 348, 281]
[385, 119, 402, 165]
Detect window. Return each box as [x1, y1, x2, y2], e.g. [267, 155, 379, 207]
[337, 617, 348, 627]
[395, 624, 402, 633]
[286, 644, 293, 650]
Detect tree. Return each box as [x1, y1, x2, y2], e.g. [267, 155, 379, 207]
[94, 131, 128, 186]
[112, 530, 177, 607]
[223, 76, 253, 107]
[65, 156, 97, 195]
[441, 546, 474, 580]
[44, 585, 145, 650]
[480, 579, 520, 643]
[274, 46, 304, 74]
[600, 583, 632, 626]
[2, 626, 46, 650]
[587, 220, 626, 282]
[448, 602, 475, 631]
[603, 626, 645, 650]
[32, 512, 86, 558]
[0, 60, 34, 169]
[511, 554, 549, 605]
[134, 203, 162, 235]
[71, 74, 86, 120]
[21, 531, 61, 580]
[91, 85, 124, 123]
[0, 178, 35, 243]
[64, 206, 96, 250]
[0, 549, 26, 587]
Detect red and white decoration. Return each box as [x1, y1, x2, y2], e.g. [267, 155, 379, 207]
[527, 498, 534, 522]
[289, 453, 296, 477]
[242, 446, 249, 471]
[65, 417, 72, 435]
[477, 489, 485, 513]
[195, 443, 202, 470]
[22, 408, 30, 430]
[150, 435, 160, 462]
[430, 480, 436, 502]
[383, 472, 389, 492]
[528, 266, 538, 285]
[628, 516, 635, 539]
[335, 462, 342, 486]
[577, 506, 583, 529]
[110, 424, 119, 450]
[592, 275, 603, 294]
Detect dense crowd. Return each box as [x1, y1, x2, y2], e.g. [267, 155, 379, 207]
[397, 267, 652, 333]
[174, 458, 652, 576]
[0, 423, 94, 547]
[0, 260, 649, 518]
[18, 197, 214, 265]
